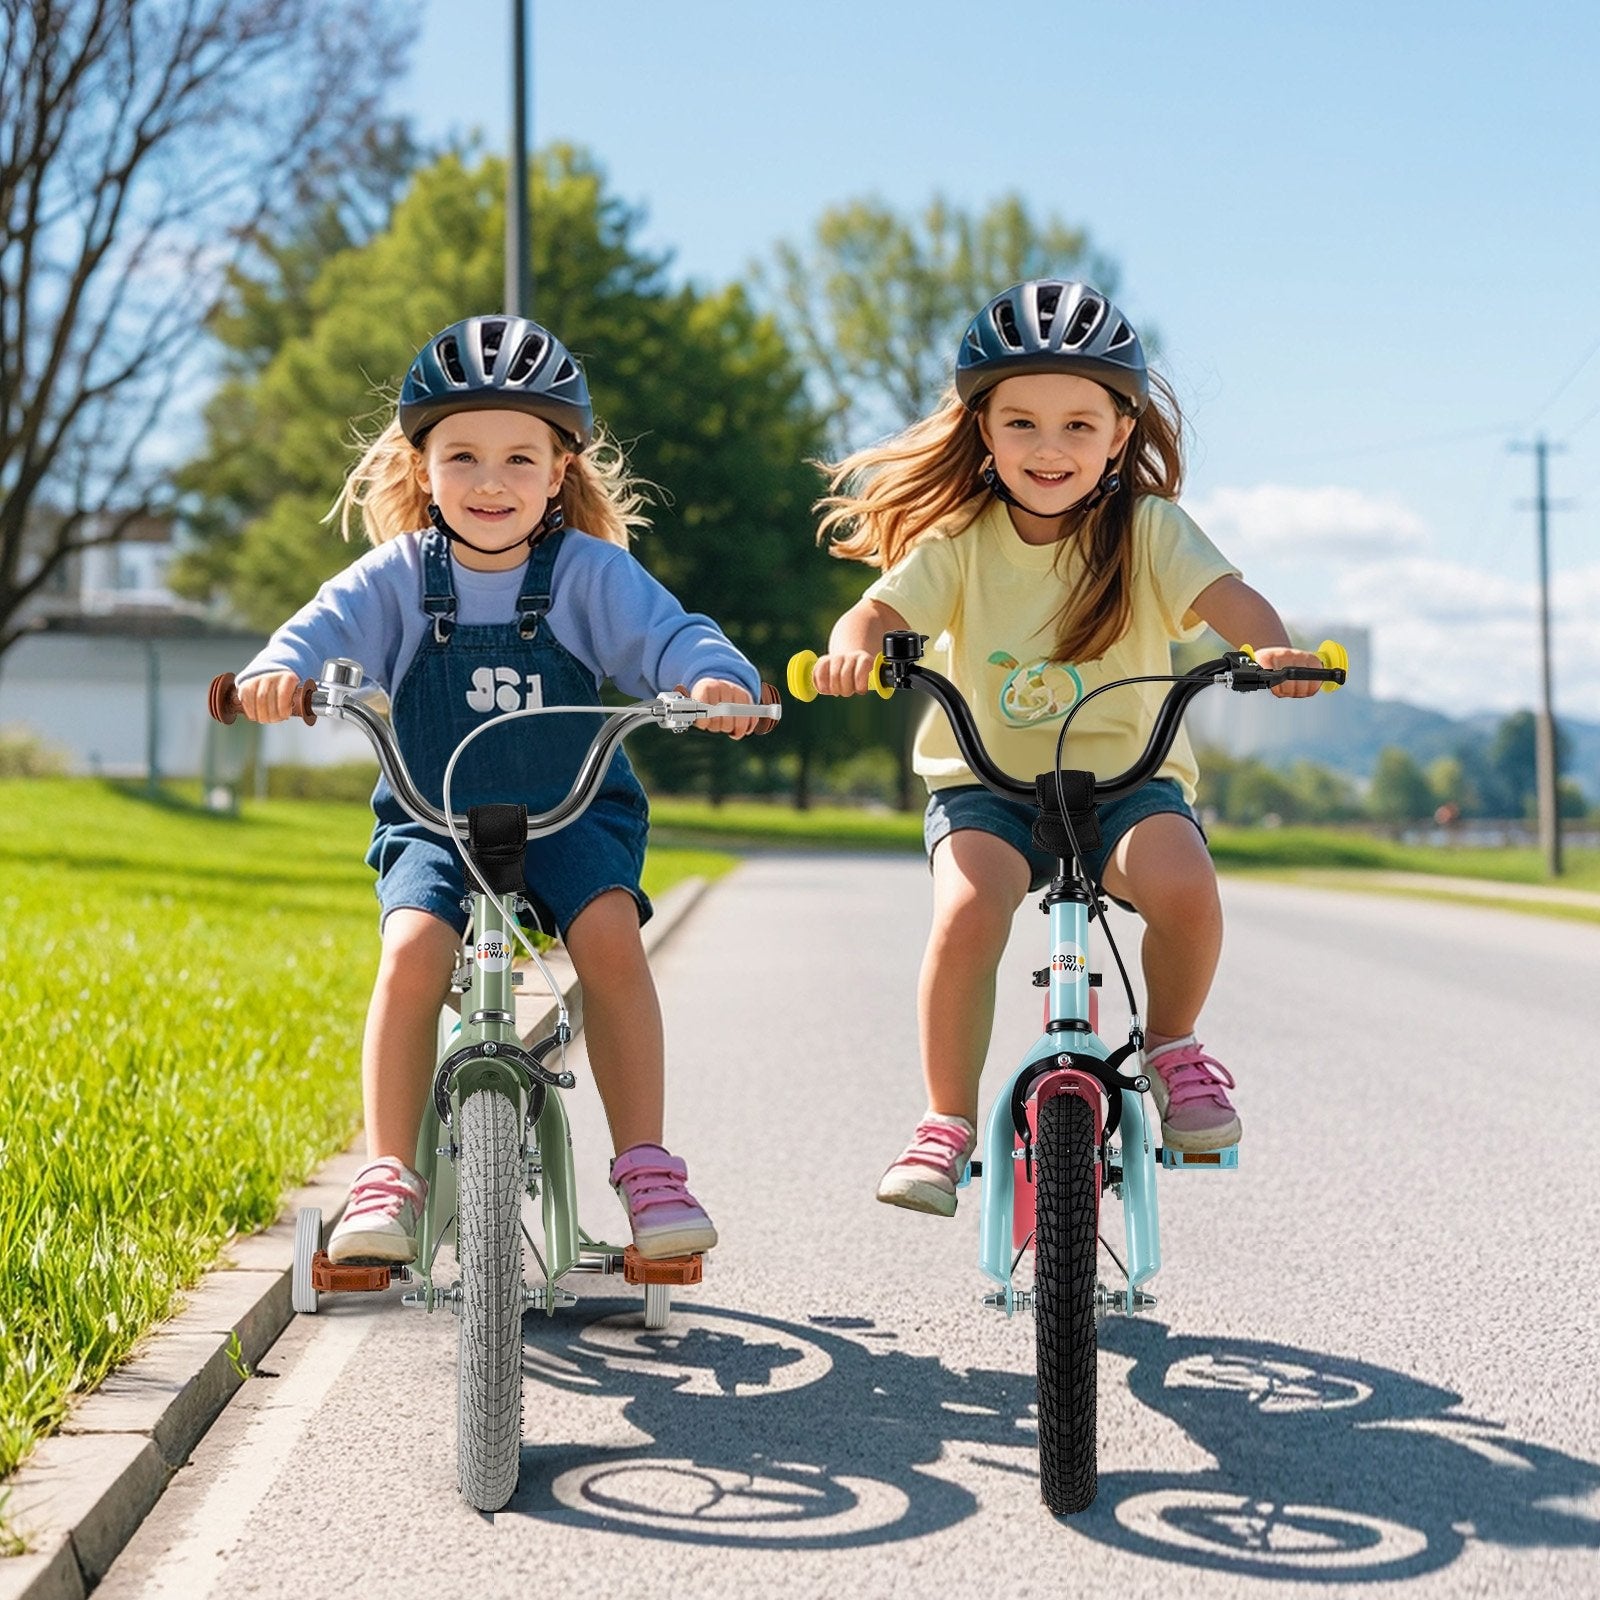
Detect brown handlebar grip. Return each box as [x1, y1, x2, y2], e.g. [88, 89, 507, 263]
[205, 672, 317, 725]
[751, 680, 781, 735]
[208, 672, 242, 724]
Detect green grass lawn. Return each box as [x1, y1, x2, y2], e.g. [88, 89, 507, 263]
[0, 779, 729, 1492]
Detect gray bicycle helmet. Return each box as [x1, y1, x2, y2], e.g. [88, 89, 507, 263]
[956, 280, 1148, 416]
[398, 314, 594, 449]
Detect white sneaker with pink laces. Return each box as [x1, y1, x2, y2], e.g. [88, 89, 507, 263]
[876, 1113, 977, 1216]
[328, 1157, 428, 1264]
[1142, 1036, 1241, 1152]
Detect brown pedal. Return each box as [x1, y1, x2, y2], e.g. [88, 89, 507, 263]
[309, 1251, 399, 1292]
[621, 1246, 703, 1286]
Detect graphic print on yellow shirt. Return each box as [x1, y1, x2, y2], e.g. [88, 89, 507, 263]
[863, 495, 1240, 801]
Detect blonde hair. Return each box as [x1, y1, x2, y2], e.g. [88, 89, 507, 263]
[817, 374, 1186, 665]
[329, 414, 651, 548]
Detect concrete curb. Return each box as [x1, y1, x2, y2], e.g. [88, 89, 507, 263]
[0, 875, 714, 1600]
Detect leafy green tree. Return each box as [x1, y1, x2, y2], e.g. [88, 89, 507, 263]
[759, 194, 1121, 450]
[1368, 747, 1435, 826]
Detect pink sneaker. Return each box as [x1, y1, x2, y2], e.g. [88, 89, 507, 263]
[610, 1144, 717, 1258]
[328, 1157, 428, 1264]
[1143, 1036, 1241, 1151]
[876, 1113, 977, 1216]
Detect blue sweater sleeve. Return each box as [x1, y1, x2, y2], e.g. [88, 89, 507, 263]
[235, 541, 418, 693]
[554, 541, 760, 699]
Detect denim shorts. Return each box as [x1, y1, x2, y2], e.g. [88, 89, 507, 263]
[923, 777, 1202, 900]
[366, 791, 653, 941]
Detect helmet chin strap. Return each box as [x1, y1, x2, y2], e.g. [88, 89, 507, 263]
[981, 459, 1124, 519]
[427, 501, 563, 555]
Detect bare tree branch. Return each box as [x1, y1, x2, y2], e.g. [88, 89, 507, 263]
[0, 0, 415, 656]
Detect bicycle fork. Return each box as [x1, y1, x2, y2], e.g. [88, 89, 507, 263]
[976, 888, 1161, 1313]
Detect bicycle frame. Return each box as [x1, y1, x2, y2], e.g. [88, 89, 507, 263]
[977, 878, 1160, 1311]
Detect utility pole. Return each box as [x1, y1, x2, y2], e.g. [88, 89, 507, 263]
[506, 0, 532, 316]
[1511, 436, 1566, 877]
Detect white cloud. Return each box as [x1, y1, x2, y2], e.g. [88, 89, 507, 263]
[1188, 483, 1430, 560]
[1187, 484, 1600, 721]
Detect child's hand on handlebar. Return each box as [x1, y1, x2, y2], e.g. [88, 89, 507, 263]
[808, 650, 881, 697]
[237, 670, 309, 723]
[689, 677, 757, 738]
[1250, 645, 1326, 698]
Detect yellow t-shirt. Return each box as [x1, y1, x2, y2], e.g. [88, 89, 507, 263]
[863, 496, 1240, 801]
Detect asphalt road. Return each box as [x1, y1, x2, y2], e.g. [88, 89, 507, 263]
[97, 857, 1600, 1599]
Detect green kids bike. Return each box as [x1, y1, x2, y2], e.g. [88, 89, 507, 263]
[209, 658, 779, 1511]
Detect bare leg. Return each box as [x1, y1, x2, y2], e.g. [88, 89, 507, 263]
[361, 908, 459, 1164]
[919, 829, 1031, 1126]
[563, 889, 664, 1154]
[1098, 814, 1222, 1048]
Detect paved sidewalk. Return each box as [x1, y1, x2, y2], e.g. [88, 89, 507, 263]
[0, 877, 710, 1600]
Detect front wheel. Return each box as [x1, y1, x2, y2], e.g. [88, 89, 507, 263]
[455, 1087, 526, 1511]
[1034, 1091, 1099, 1514]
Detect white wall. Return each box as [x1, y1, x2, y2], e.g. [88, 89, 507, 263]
[0, 630, 374, 777]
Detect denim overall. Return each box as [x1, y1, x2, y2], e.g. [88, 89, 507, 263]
[365, 528, 651, 938]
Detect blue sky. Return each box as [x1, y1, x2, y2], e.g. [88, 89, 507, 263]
[401, 0, 1600, 720]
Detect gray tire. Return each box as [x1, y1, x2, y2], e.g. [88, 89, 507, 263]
[456, 1088, 525, 1510]
[291, 1207, 321, 1315]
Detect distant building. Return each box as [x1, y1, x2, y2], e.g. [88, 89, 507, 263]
[0, 511, 367, 777]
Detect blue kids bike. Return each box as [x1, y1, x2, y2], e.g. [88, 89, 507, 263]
[788, 630, 1346, 1514]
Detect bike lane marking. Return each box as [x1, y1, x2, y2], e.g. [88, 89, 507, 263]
[115, 1311, 374, 1600]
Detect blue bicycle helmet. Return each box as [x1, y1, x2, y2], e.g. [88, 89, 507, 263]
[956, 281, 1148, 417]
[398, 314, 594, 449]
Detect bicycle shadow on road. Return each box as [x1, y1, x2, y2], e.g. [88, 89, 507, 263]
[509, 1298, 1600, 1573]
[1074, 1315, 1600, 1582]
[510, 1298, 1035, 1547]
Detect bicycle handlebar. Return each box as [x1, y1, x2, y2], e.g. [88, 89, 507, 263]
[207, 658, 782, 840]
[787, 633, 1347, 806]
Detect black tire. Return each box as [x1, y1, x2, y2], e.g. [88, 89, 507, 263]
[1035, 1091, 1099, 1513]
[456, 1086, 525, 1510]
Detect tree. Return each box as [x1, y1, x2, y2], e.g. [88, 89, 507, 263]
[173, 147, 849, 802]
[0, 0, 413, 661]
[1368, 747, 1435, 827]
[759, 193, 1122, 452]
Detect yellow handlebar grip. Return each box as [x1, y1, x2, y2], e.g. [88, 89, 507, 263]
[1316, 639, 1348, 692]
[786, 650, 819, 703]
[870, 652, 894, 699]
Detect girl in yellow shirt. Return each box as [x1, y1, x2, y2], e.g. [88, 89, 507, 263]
[810, 279, 1322, 1214]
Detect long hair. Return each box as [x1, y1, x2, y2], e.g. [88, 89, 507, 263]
[818, 373, 1187, 664]
[329, 416, 651, 548]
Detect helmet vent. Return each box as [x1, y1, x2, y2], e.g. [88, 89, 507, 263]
[1063, 297, 1104, 349]
[480, 319, 507, 365]
[1036, 283, 1062, 338]
[1107, 319, 1136, 351]
[437, 336, 467, 386]
[550, 355, 578, 390]
[507, 333, 547, 385]
[992, 300, 1023, 350]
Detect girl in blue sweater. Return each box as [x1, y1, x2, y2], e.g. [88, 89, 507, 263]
[237, 315, 758, 1266]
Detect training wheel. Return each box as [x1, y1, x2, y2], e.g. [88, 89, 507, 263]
[292, 1207, 322, 1315]
[643, 1283, 671, 1330]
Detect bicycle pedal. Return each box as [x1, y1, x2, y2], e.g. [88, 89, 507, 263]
[309, 1251, 403, 1292]
[621, 1246, 704, 1286]
[1158, 1146, 1239, 1170]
